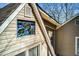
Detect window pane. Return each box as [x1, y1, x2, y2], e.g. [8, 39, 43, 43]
[76, 20, 79, 26]
[29, 47, 37, 56]
[77, 39, 79, 54]
[29, 46, 40, 56]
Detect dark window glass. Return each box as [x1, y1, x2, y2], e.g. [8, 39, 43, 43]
[77, 39, 79, 55]
[76, 20, 79, 25]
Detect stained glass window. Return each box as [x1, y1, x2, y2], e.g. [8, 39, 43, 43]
[17, 19, 35, 37]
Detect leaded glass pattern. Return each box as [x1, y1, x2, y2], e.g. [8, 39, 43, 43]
[17, 19, 35, 37]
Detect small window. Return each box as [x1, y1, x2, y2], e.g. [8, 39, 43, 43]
[17, 19, 35, 37]
[76, 20, 79, 26]
[24, 4, 32, 17]
[29, 45, 40, 56]
[75, 37, 79, 55]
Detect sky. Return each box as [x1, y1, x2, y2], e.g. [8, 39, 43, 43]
[38, 3, 79, 10]
[0, 3, 79, 9]
[38, 3, 79, 23]
[0, 3, 9, 8]
[0, 3, 79, 23]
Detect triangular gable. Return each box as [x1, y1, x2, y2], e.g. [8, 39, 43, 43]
[0, 3, 26, 34]
[0, 3, 60, 34]
[0, 3, 56, 56]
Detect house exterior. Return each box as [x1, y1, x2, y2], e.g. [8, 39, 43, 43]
[0, 3, 59, 56]
[1, 3, 79, 56]
[55, 14, 79, 56]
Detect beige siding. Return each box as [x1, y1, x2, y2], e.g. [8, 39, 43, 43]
[56, 17, 79, 56]
[0, 4, 47, 56]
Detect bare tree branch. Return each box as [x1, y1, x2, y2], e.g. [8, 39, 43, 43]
[40, 3, 75, 24]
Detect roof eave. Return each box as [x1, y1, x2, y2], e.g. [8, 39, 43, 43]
[0, 3, 26, 34]
[56, 14, 79, 30]
[38, 8, 60, 27]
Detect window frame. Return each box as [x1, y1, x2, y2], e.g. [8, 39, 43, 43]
[75, 19, 79, 26]
[17, 19, 35, 37]
[75, 37, 79, 55]
[28, 45, 40, 56]
[24, 4, 33, 17]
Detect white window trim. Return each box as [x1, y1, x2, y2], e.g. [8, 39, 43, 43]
[75, 37, 79, 55]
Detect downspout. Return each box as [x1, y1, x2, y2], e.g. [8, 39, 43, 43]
[29, 3, 56, 56]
